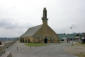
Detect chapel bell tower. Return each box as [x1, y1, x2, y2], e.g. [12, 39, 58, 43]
[42, 8, 48, 25]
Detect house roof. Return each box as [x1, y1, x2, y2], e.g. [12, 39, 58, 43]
[21, 25, 42, 37]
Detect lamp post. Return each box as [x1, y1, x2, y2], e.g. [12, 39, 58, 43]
[70, 26, 74, 46]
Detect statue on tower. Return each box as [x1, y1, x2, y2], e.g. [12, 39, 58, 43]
[43, 8, 47, 18]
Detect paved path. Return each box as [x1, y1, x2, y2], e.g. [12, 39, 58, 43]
[3, 42, 78, 57]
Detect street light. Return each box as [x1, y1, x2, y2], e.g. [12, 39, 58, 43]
[70, 26, 74, 46]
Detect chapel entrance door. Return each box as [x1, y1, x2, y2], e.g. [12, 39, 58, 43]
[44, 38, 48, 43]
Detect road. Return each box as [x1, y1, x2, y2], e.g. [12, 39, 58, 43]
[3, 41, 78, 57]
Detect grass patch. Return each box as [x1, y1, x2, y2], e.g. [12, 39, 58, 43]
[76, 53, 85, 57]
[26, 43, 47, 47]
[74, 43, 85, 46]
[70, 43, 85, 57]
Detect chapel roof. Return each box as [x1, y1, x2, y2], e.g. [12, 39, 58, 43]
[21, 25, 42, 37]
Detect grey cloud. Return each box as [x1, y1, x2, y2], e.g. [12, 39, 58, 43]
[0, 19, 32, 29]
[0, 0, 85, 37]
[0, 19, 16, 29]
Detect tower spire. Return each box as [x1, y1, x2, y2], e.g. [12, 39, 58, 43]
[42, 8, 48, 25]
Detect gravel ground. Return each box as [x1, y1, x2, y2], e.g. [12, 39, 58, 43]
[2, 41, 78, 57]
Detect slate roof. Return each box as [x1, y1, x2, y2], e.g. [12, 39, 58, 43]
[21, 25, 42, 37]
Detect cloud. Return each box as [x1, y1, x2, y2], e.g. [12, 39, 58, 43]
[0, 0, 85, 37]
[0, 18, 32, 37]
[0, 19, 32, 29]
[0, 19, 16, 29]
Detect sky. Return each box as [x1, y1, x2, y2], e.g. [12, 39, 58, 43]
[0, 0, 85, 37]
